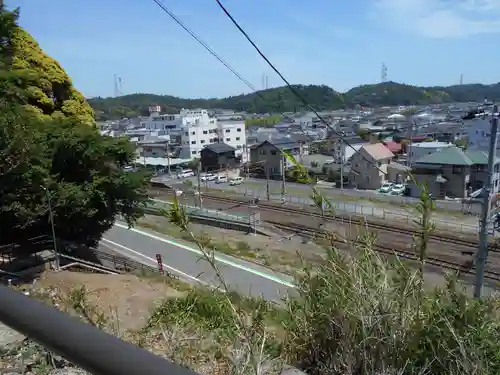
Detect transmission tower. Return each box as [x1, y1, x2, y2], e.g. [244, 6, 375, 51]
[381, 63, 388, 82]
[113, 74, 123, 97]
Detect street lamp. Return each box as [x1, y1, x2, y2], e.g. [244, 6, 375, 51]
[42, 186, 60, 270]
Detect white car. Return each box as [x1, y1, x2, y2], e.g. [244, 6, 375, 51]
[229, 176, 244, 186]
[178, 169, 195, 178]
[390, 184, 406, 195]
[200, 173, 216, 182]
[378, 182, 394, 194]
[216, 175, 228, 184]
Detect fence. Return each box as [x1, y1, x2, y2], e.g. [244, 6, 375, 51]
[214, 187, 480, 234]
[149, 198, 251, 224]
[0, 283, 200, 375]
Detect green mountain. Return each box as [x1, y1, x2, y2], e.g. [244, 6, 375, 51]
[88, 81, 500, 121]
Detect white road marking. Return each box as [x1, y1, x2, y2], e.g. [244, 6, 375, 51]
[111, 222, 296, 288]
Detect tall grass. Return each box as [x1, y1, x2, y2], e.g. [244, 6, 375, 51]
[161, 178, 500, 375]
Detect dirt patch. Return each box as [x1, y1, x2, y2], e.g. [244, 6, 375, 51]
[31, 271, 184, 332]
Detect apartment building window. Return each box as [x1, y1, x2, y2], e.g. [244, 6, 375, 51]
[191, 151, 196, 155]
[191, 131, 195, 135]
[191, 141, 196, 144]
[271, 150, 277, 155]
[203, 130, 208, 134]
[200, 140, 205, 144]
[452, 165, 462, 174]
[225, 129, 230, 133]
[260, 149, 266, 155]
[226, 138, 231, 142]
[237, 128, 241, 132]
[184, 132, 188, 136]
[236, 137, 240, 141]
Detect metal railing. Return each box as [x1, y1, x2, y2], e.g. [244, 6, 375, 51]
[149, 198, 251, 223]
[0, 284, 200, 375]
[218, 187, 480, 234]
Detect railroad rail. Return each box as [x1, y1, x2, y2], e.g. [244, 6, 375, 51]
[194, 193, 499, 252]
[268, 221, 500, 284]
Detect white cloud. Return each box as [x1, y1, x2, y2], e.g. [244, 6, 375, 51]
[373, 0, 500, 38]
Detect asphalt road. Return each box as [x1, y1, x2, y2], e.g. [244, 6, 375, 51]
[100, 222, 500, 300]
[102, 223, 295, 301]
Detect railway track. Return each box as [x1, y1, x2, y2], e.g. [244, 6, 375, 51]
[269, 220, 500, 283]
[198, 193, 498, 252]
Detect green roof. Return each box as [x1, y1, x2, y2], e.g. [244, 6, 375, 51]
[464, 150, 500, 165]
[414, 146, 473, 166]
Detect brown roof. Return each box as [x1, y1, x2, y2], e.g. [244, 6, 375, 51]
[383, 141, 402, 153]
[361, 143, 394, 161]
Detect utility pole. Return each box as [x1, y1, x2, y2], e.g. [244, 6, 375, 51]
[281, 155, 286, 200]
[42, 187, 59, 271]
[166, 141, 171, 175]
[197, 162, 202, 209]
[266, 161, 270, 201]
[340, 144, 345, 190]
[475, 104, 499, 298]
[407, 120, 415, 167]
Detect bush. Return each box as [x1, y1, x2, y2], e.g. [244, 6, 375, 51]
[166, 172, 500, 375]
[280, 243, 500, 375]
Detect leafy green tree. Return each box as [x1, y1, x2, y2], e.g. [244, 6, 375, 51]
[0, 105, 150, 247]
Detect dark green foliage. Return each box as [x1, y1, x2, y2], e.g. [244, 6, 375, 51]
[0, 5, 150, 247]
[89, 81, 500, 120]
[89, 85, 345, 120]
[0, 105, 150, 246]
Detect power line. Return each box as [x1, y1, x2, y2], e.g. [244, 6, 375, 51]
[151, 0, 259, 95]
[214, 0, 389, 176]
[152, 0, 400, 176]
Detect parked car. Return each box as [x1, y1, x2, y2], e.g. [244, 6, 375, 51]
[378, 182, 394, 194]
[178, 169, 194, 178]
[390, 184, 406, 195]
[229, 176, 244, 186]
[216, 175, 228, 184]
[200, 173, 216, 182]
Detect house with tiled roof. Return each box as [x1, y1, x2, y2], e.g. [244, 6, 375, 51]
[408, 147, 500, 199]
[249, 139, 309, 179]
[350, 143, 395, 190]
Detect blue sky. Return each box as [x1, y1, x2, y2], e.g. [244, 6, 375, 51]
[7, 0, 500, 99]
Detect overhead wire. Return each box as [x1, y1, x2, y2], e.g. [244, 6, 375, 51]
[150, 0, 341, 168]
[152, 0, 423, 176]
[213, 0, 392, 175]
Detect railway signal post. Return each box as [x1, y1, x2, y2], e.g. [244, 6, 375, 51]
[475, 104, 499, 298]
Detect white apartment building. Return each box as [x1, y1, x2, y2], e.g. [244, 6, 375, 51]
[140, 108, 217, 132]
[180, 120, 247, 161]
[139, 106, 247, 161]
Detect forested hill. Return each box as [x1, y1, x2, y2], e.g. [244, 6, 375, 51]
[88, 81, 500, 121]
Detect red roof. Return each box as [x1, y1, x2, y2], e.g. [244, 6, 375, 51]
[383, 141, 402, 153]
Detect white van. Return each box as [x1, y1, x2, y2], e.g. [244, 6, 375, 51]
[178, 169, 194, 178]
[216, 175, 228, 184]
[229, 176, 244, 186]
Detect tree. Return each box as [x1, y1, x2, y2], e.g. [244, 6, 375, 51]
[0, 104, 150, 247]
[0, 6, 150, 248]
